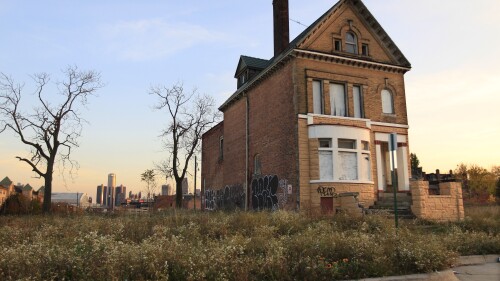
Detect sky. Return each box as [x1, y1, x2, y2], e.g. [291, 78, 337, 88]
[0, 0, 499, 197]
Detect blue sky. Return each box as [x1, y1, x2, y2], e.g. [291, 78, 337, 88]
[1, 0, 499, 196]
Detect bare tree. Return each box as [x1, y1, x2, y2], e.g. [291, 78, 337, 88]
[151, 83, 220, 208]
[141, 169, 157, 206]
[0, 66, 103, 213]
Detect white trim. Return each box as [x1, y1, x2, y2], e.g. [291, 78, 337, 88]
[397, 146, 410, 191]
[375, 132, 407, 143]
[298, 114, 308, 119]
[310, 180, 375, 184]
[295, 49, 412, 72]
[307, 113, 370, 123]
[375, 144, 384, 191]
[370, 121, 409, 129]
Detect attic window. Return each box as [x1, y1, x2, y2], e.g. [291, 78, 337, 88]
[334, 39, 342, 51]
[362, 44, 369, 56]
[346, 32, 358, 54]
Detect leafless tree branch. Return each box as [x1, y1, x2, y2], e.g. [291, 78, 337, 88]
[0, 66, 103, 212]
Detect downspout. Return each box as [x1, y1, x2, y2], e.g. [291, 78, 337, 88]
[245, 93, 249, 211]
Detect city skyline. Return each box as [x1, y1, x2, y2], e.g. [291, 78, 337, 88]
[0, 0, 499, 196]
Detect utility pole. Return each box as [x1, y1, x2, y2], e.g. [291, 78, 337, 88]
[194, 155, 197, 211]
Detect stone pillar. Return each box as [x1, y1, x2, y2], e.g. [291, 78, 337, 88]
[397, 146, 410, 191]
[410, 180, 429, 219]
[375, 144, 384, 191]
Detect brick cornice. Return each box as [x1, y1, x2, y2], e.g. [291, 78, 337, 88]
[294, 49, 410, 74]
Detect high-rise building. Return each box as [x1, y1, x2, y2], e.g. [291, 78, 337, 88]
[96, 184, 104, 205]
[182, 178, 189, 195]
[161, 184, 171, 196]
[115, 184, 127, 206]
[108, 173, 116, 209]
[102, 185, 108, 206]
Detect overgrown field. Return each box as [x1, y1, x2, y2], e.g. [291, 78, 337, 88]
[0, 206, 498, 281]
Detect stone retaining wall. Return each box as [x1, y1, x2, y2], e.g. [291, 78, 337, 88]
[410, 180, 464, 222]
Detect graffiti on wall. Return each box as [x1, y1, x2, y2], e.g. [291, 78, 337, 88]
[204, 184, 245, 211]
[251, 175, 289, 211]
[317, 186, 338, 197]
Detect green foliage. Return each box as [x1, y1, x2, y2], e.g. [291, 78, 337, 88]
[455, 163, 498, 199]
[0, 207, 498, 280]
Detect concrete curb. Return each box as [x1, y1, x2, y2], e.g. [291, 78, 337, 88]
[347, 255, 500, 281]
[454, 255, 499, 266]
[350, 269, 458, 281]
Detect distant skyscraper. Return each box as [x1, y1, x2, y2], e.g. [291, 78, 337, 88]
[96, 184, 104, 205]
[103, 185, 108, 206]
[161, 184, 171, 196]
[108, 173, 116, 209]
[182, 178, 189, 195]
[115, 184, 127, 205]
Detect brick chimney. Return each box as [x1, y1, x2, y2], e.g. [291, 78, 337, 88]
[273, 0, 290, 56]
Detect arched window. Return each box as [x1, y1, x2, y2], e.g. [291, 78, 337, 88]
[254, 154, 262, 176]
[345, 32, 358, 54]
[381, 89, 394, 114]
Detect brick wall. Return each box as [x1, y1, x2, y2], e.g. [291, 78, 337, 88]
[411, 180, 465, 222]
[296, 58, 408, 125]
[201, 122, 224, 190]
[221, 98, 247, 187]
[247, 61, 298, 210]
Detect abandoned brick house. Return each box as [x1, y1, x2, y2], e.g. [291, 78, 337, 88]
[201, 0, 413, 213]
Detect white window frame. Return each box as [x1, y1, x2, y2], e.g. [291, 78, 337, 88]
[381, 89, 395, 114]
[353, 85, 364, 118]
[345, 32, 358, 54]
[329, 82, 347, 117]
[312, 80, 324, 114]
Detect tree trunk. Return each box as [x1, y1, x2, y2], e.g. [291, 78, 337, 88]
[42, 174, 52, 213]
[175, 179, 183, 208]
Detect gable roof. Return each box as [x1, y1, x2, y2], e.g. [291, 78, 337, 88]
[293, 0, 410, 67]
[0, 176, 13, 187]
[22, 184, 33, 191]
[234, 55, 270, 78]
[220, 0, 411, 111]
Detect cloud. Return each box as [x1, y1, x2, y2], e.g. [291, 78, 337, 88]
[100, 18, 225, 61]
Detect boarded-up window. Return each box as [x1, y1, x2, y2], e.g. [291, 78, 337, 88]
[319, 151, 333, 180]
[330, 83, 346, 116]
[313, 80, 323, 114]
[353, 86, 363, 118]
[382, 89, 394, 114]
[338, 152, 357, 180]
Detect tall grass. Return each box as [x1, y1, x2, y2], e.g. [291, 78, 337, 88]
[0, 206, 498, 281]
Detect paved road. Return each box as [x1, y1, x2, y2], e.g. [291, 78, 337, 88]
[350, 255, 499, 281]
[453, 255, 500, 281]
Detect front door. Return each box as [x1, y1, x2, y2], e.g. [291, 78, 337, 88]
[320, 197, 334, 214]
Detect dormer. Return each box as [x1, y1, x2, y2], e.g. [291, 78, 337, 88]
[234, 55, 269, 89]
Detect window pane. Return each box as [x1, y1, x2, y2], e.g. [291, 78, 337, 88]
[338, 139, 356, 149]
[382, 89, 394, 114]
[319, 138, 332, 148]
[361, 153, 371, 180]
[346, 32, 355, 43]
[338, 152, 357, 180]
[319, 151, 333, 180]
[362, 141, 369, 150]
[353, 86, 362, 118]
[313, 80, 323, 114]
[346, 44, 356, 53]
[330, 83, 346, 116]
